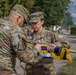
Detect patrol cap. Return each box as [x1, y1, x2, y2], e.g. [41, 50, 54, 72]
[29, 12, 44, 23]
[11, 4, 29, 21]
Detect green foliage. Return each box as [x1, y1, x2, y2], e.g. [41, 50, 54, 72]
[11, 0, 35, 12]
[31, 0, 71, 26]
[70, 26, 76, 35]
[0, 0, 73, 27]
[63, 12, 74, 28]
[0, 0, 35, 17]
[0, 0, 10, 17]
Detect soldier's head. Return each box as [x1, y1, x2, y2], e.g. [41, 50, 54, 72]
[9, 4, 29, 27]
[29, 12, 44, 32]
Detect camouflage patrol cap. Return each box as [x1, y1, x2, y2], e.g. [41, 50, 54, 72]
[11, 4, 29, 21]
[29, 12, 44, 23]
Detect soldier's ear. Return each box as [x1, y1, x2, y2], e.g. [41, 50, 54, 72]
[17, 15, 22, 23]
[41, 20, 44, 25]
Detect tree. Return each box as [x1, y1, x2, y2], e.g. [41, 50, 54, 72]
[62, 12, 74, 28]
[0, 0, 35, 17]
[31, 0, 71, 27]
[0, 0, 10, 17]
[0, 0, 71, 27]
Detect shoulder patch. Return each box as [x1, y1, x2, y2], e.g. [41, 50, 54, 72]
[58, 34, 63, 38]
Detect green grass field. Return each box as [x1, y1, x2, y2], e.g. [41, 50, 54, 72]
[57, 57, 76, 75]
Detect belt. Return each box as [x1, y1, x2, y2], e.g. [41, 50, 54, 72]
[27, 57, 53, 67]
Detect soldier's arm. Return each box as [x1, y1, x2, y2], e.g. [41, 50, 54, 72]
[54, 33, 70, 48]
[12, 34, 38, 63]
[48, 32, 70, 56]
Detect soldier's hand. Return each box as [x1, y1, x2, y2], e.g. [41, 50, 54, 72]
[34, 44, 41, 52]
[47, 44, 56, 52]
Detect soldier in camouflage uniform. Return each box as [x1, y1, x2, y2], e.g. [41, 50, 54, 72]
[0, 4, 39, 75]
[25, 12, 70, 75]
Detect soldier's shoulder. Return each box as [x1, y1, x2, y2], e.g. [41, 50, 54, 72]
[0, 18, 18, 32]
[44, 29, 54, 35]
[0, 18, 9, 25]
[0, 18, 7, 27]
[0, 18, 5, 23]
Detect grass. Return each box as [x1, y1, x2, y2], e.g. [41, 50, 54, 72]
[57, 57, 76, 75]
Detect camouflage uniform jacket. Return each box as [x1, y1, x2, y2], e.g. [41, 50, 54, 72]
[26, 28, 70, 47]
[25, 28, 70, 60]
[0, 18, 37, 72]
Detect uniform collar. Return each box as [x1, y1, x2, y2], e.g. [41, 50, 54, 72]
[34, 28, 45, 35]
